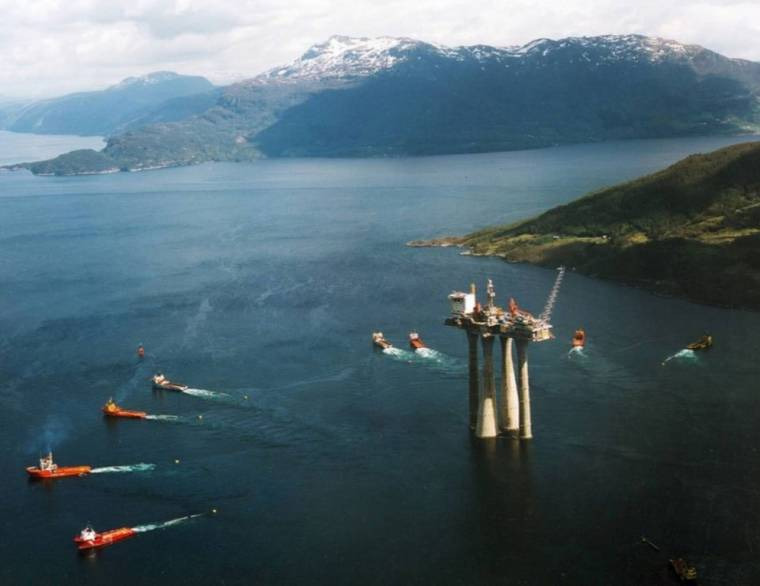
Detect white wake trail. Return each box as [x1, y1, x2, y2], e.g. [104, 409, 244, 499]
[183, 388, 230, 400]
[132, 513, 205, 533]
[415, 347, 437, 359]
[89, 463, 156, 474]
[414, 347, 461, 369]
[662, 348, 697, 365]
[144, 414, 181, 422]
[382, 346, 463, 372]
[382, 347, 415, 360]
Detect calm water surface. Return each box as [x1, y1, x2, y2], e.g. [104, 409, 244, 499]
[0, 130, 104, 166]
[2, 135, 760, 585]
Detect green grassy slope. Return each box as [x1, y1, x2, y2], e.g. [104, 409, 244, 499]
[460, 141, 760, 308]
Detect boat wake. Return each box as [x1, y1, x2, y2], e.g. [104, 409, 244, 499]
[414, 347, 441, 360]
[132, 513, 205, 533]
[568, 346, 587, 359]
[183, 298, 212, 347]
[383, 346, 463, 372]
[144, 414, 181, 422]
[382, 347, 411, 359]
[662, 349, 697, 365]
[413, 347, 461, 369]
[183, 388, 231, 401]
[89, 463, 156, 474]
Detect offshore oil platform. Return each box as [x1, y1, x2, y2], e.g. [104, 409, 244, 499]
[446, 268, 564, 439]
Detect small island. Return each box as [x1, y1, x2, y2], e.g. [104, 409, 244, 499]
[411, 141, 760, 309]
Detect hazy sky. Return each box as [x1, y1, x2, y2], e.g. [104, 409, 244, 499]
[1, 0, 759, 98]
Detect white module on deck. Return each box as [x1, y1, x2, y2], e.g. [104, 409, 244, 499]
[449, 291, 475, 315]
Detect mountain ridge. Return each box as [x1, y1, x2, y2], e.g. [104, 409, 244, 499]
[11, 34, 760, 174]
[2, 71, 215, 137]
[252, 34, 760, 85]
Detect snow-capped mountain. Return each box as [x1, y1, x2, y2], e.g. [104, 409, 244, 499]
[246, 33, 760, 157]
[111, 71, 188, 89]
[254, 34, 735, 84]
[257, 36, 422, 82]
[23, 34, 760, 174]
[499, 34, 702, 62]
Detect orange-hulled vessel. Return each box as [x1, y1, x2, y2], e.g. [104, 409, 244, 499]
[372, 331, 392, 350]
[572, 329, 585, 348]
[74, 525, 136, 550]
[102, 398, 146, 419]
[26, 452, 91, 479]
[408, 332, 426, 350]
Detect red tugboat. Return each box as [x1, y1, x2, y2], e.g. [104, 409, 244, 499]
[26, 452, 91, 479]
[408, 332, 426, 351]
[372, 332, 393, 350]
[572, 329, 585, 348]
[152, 373, 188, 392]
[102, 398, 146, 419]
[74, 525, 136, 551]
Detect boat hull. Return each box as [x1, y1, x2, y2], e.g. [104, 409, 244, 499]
[686, 341, 712, 351]
[74, 527, 136, 550]
[409, 339, 426, 350]
[103, 407, 146, 419]
[27, 466, 91, 479]
[152, 383, 188, 392]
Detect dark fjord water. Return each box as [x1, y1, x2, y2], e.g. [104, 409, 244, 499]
[2, 135, 760, 585]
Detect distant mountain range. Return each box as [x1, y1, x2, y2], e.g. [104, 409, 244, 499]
[1, 72, 215, 136]
[11, 34, 760, 175]
[411, 141, 760, 309]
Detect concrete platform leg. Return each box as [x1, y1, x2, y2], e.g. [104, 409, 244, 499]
[467, 332, 479, 430]
[476, 335, 498, 438]
[516, 339, 532, 439]
[500, 337, 519, 435]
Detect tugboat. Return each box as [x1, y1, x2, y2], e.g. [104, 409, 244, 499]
[408, 332, 426, 351]
[74, 525, 136, 551]
[26, 452, 91, 479]
[372, 332, 392, 350]
[572, 329, 585, 348]
[669, 558, 697, 581]
[686, 334, 712, 351]
[102, 398, 146, 419]
[152, 373, 188, 392]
